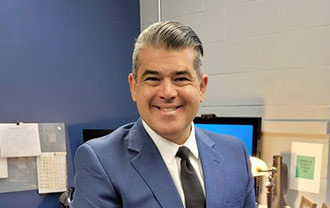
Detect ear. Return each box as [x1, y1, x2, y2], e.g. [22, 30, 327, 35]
[199, 74, 208, 102]
[128, 73, 137, 102]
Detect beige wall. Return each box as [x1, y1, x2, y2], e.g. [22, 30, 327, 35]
[140, 0, 330, 120]
[140, 0, 330, 207]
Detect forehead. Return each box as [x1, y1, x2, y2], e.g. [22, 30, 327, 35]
[137, 46, 196, 75]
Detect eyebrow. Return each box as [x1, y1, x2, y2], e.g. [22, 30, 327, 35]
[175, 70, 192, 77]
[141, 69, 193, 79]
[141, 69, 159, 79]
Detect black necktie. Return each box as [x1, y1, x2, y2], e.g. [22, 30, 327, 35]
[176, 146, 205, 208]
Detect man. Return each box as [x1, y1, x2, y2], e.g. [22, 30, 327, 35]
[71, 21, 256, 208]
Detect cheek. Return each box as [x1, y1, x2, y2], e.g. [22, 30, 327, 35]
[136, 88, 154, 105]
[181, 87, 201, 102]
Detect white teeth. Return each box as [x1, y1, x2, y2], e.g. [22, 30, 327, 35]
[160, 108, 176, 112]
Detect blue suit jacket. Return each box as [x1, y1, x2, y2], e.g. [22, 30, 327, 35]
[71, 119, 256, 208]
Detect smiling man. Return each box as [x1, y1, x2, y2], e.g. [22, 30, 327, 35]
[71, 21, 256, 208]
[128, 45, 207, 145]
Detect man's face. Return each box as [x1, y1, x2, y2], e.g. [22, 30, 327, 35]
[128, 46, 208, 144]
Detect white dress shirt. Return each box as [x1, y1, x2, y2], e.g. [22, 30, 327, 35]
[142, 120, 205, 207]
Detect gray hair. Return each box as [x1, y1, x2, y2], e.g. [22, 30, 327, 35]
[132, 21, 204, 80]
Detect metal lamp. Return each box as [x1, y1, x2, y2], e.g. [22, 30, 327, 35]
[250, 157, 276, 208]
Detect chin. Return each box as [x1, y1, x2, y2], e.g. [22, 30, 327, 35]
[158, 126, 188, 138]
[156, 128, 177, 136]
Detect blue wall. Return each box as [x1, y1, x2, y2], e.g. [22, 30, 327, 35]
[0, 0, 140, 207]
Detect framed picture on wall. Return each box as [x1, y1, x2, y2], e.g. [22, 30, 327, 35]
[290, 142, 323, 194]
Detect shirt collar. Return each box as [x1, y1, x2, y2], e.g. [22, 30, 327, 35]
[142, 120, 199, 164]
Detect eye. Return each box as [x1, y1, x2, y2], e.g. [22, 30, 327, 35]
[144, 77, 160, 82]
[143, 76, 161, 86]
[175, 77, 190, 82]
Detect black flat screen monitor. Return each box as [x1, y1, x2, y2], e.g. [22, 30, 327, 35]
[83, 129, 114, 143]
[194, 116, 261, 157]
[83, 116, 262, 156]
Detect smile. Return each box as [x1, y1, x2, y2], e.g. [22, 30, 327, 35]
[154, 105, 181, 112]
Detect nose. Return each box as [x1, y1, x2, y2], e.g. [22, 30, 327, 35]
[159, 79, 177, 101]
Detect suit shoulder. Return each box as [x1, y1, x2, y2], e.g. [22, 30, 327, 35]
[83, 122, 134, 151]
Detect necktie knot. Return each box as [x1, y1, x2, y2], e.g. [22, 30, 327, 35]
[176, 146, 190, 160]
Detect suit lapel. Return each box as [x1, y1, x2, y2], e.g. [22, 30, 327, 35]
[196, 128, 225, 207]
[127, 119, 183, 208]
